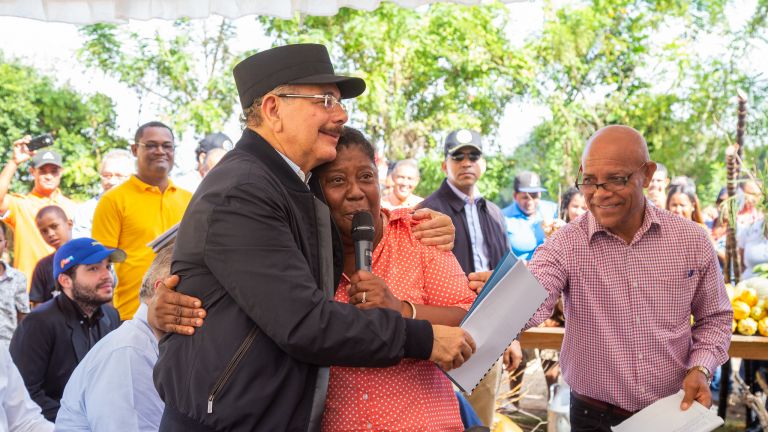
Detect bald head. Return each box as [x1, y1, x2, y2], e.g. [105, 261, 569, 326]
[582, 125, 650, 166]
[579, 125, 656, 244]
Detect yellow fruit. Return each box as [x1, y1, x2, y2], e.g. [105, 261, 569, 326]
[732, 319, 738, 333]
[751, 305, 767, 321]
[739, 287, 759, 307]
[759, 318, 768, 337]
[725, 284, 735, 301]
[733, 301, 751, 320]
[738, 317, 758, 336]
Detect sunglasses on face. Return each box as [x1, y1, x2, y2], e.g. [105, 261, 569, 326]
[449, 152, 482, 162]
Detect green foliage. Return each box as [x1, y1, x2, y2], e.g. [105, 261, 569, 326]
[414, 151, 517, 204]
[260, 2, 532, 159]
[0, 56, 126, 200]
[514, 0, 768, 206]
[78, 19, 238, 137]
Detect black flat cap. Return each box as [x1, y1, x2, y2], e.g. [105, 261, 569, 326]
[233, 43, 366, 109]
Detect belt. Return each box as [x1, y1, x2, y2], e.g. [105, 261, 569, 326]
[570, 390, 636, 419]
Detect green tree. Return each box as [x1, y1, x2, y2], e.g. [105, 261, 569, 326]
[78, 18, 238, 137]
[514, 0, 768, 205]
[260, 2, 533, 159]
[0, 55, 126, 200]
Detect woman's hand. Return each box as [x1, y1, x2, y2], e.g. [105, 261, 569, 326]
[467, 270, 493, 294]
[348, 270, 402, 313]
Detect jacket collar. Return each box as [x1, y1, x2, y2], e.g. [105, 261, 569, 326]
[236, 128, 312, 193]
[56, 294, 114, 362]
[436, 179, 476, 213]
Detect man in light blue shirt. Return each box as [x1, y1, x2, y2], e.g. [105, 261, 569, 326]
[502, 171, 558, 260]
[55, 242, 173, 431]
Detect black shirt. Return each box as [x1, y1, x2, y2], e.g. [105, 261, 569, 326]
[29, 253, 56, 303]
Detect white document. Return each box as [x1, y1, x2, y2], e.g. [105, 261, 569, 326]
[446, 252, 548, 393]
[611, 390, 724, 432]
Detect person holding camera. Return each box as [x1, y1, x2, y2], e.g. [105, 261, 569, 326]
[0, 137, 75, 287]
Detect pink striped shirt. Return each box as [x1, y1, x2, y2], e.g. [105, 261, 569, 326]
[527, 203, 732, 412]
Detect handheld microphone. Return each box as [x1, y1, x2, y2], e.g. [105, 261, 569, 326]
[352, 211, 375, 272]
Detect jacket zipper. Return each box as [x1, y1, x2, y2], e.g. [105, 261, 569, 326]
[207, 327, 260, 414]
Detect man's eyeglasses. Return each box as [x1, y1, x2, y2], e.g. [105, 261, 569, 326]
[450, 152, 482, 162]
[100, 173, 130, 181]
[276, 94, 346, 112]
[137, 142, 175, 153]
[575, 162, 648, 193]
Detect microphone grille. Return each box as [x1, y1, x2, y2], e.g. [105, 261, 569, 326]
[351, 211, 375, 242]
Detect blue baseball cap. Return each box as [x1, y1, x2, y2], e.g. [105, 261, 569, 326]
[53, 238, 127, 280]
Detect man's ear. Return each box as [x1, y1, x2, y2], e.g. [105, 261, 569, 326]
[261, 95, 283, 133]
[441, 160, 448, 175]
[130, 143, 139, 158]
[643, 161, 658, 188]
[57, 273, 72, 291]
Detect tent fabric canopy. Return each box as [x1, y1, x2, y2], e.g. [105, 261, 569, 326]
[0, 0, 513, 23]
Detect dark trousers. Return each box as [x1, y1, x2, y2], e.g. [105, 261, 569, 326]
[569, 392, 634, 432]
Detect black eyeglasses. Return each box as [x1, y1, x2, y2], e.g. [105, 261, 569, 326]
[575, 162, 648, 193]
[450, 152, 482, 162]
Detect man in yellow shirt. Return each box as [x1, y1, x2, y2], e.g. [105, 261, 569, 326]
[93, 121, 192, 320]
[0, 140, 75, 288]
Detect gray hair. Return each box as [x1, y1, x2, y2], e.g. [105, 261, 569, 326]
[99, 149, 134, 173]
[139, 239, 175, 302]
[240, 84, 294, 129]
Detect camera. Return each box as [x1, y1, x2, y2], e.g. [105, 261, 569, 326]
[27, 133, 54, 152]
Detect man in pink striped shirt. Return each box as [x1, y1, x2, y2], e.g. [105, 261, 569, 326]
[500, 125, 732, 431]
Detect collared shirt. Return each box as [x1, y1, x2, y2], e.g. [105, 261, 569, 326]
[61, 294, 108, 351]
[502, 199, 558, 260]
[526, 204, 732, 412]
[56, 303, 162, 432]
[381, 193, 423, 210]
[92, 176, 192, 320]
[0, 348, 53, 432]
[276, 151, 312, 184]
[71, 194, 101, 239]
[446, 181, 490, 271]
[0, 262, 28, 347]
[322, 208, 475, 432]
[3, 189, 75, 288]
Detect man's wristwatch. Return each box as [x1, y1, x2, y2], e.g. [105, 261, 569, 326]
[687, 366, 712, 384]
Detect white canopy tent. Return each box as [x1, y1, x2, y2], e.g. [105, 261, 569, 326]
[0, 0, 519, 23]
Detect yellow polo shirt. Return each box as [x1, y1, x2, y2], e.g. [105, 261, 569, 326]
[92, 176, 192, 320]
[3, 189, 75, 289]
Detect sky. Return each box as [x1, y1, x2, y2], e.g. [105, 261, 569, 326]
[0, 0, 763, 178]
[0, 2, 548, 181]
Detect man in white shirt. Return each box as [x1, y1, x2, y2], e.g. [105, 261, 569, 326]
[0, 348, 53, 432]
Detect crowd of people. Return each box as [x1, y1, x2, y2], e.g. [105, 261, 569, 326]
[0, 41, 750, 432]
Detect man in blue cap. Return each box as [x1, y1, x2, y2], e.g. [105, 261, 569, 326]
[502, 171, 559, 260]
[9, 238, 124, 422]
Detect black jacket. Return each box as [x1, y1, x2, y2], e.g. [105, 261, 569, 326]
[418, 179, 509, 273]
[9, 293, 120, 421]
[154, 129, 433, 432]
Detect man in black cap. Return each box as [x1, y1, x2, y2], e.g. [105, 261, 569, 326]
[418, 129, 509, 426]
[501, 170, 559, 260]
[154, 43, 475, 432]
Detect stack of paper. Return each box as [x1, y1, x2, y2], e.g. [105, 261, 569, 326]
[612, 390, 724, 432]
[447, 252, 548, 393]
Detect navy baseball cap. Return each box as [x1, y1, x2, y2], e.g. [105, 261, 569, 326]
[444, 129, 483, 156]
[53, 238, 127, 280]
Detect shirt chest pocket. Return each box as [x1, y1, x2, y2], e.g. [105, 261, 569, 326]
[649, 274, 697, 332]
